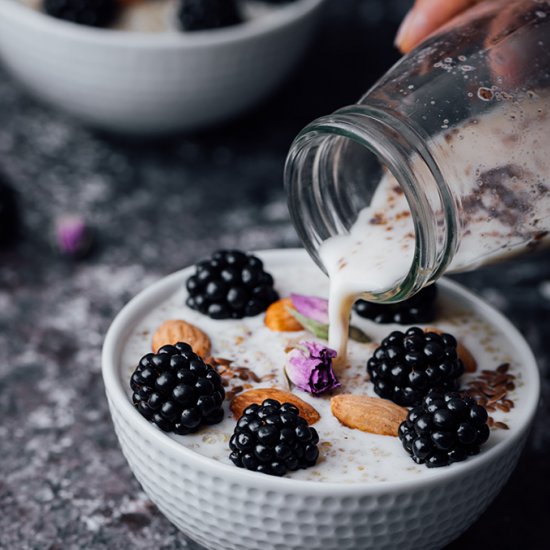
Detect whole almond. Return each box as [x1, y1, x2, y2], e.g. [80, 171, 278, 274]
[264, 298, 304, 332]
[231, 388, 320, 425]
[330, 394, 408, 437]
[152, 319, 211, 358]
[424, 327, 477, 372]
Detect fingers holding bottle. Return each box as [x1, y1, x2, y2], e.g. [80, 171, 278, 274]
[396, 0, 486, 54]
[484, 1, 550, 89]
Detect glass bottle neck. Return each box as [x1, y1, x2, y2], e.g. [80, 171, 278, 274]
[284, 102, 459, 302]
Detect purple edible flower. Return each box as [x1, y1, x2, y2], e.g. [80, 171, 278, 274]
[56, 215, 92, 258]
[285, 341, 340, 395]
[290, 294, 329, 324]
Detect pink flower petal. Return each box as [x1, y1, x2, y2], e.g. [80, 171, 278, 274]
[290, 294, 329, 324]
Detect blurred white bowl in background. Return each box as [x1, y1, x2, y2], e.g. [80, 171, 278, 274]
[0, 0, 326, 135]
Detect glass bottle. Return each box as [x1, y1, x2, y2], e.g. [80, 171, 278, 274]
[285, 0, 550, 303]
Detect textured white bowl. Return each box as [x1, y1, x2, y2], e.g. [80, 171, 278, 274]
[102, 249, 539, 550]
[0, 0, 325, 135]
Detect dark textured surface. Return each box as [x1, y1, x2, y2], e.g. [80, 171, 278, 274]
[0, 1, 548, 548]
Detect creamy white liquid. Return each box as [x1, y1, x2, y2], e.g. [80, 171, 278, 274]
[321, 180, 416, 361]
[321, 99, 550, 360]
[120, 256, 529, 484]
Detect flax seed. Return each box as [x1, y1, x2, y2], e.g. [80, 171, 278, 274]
[494, 421, 510, 430]
[488, 390, 507, 404]
[249, 371, 262, 383]
[214, 357, 233, 366]
[493, 374, 510, 385]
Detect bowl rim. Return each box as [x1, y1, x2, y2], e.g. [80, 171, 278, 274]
[1, 0, 326, 48]
[102, 248, 540, 495]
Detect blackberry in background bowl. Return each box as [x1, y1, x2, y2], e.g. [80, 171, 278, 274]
[178, 0, 242, 31]
[43, 0, 117, 27]
[185, 249, 279, 319]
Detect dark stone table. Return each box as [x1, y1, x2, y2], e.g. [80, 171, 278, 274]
[0, 1, 548, 548]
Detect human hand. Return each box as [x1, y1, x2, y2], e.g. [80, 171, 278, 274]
[396, 0, 537, 89]
[395, 0, 488, 53]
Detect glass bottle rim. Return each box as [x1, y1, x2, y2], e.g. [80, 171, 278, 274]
[284, 102, 458, 303]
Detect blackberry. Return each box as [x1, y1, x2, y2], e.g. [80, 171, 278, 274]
[0, 179, 19, 248]
[367, 327, 464, 407]
[130, 342, 225, 434]
[185, 249, 279, 320]
[354, 284, 438, 324]
[43, 0, 117, 27]
[398, 391, 490, 467]
[229, 399, 320, 476]
[178, 0, 242, 31]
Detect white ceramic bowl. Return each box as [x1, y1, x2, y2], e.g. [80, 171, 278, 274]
[0, 0, 325, 135]
[102, 249, 539, 550]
